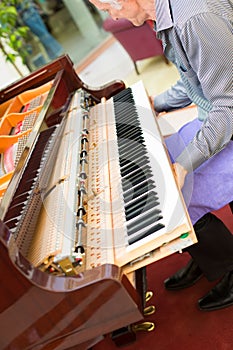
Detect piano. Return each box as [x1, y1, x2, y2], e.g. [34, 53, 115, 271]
[0, 55, 197, 350]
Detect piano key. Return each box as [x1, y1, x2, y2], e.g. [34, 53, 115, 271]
[122, 164, 152, 182]
[125, 191, 159, 219]
[117, 123, 141, 137]
[119, 143, 147, 159]
[122, 163, 152, 180]
[115, 109, 138, 121]
[123, 178, 156, 203]
[127, 208, 163, 236]
[114, 100, 136, 111]
[116, 123, 142, 136]
[128, 223, 165, 245]
[115, 106, 137, 117]
[120, 157, 150, 177]
[121, 168, 153, 191]
[125, 197, 159, 221]
[113, 87, 135, 101]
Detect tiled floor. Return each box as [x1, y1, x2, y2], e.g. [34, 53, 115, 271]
[77, 39, 180, 97]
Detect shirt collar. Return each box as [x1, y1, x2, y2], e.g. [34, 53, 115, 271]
[155, 0, 173, 32]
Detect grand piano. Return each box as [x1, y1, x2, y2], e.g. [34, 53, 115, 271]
[0, 55, 197, 350]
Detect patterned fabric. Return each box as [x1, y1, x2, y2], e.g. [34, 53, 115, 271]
[155, 0, 233, 172]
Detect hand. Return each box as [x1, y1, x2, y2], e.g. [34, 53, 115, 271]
[149, 95, 159, 116]
[172, 162, 188, 189]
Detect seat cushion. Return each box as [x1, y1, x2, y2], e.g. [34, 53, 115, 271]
[103, 17, 135, 33]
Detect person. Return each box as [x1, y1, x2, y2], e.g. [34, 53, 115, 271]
[17, 0, 64, 61]
[88, 0, 233, 311]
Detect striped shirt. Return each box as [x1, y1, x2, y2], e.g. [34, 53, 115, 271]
[155, 0, 233, 172]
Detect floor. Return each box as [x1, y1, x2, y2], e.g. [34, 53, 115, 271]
[76, 39, 180, 98]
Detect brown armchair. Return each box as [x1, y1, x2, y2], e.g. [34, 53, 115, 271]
[103, 17, 169, 74]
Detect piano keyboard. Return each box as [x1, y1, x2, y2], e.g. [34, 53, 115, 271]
[86, 81, 194, 270]
[114, 88, 165, 245]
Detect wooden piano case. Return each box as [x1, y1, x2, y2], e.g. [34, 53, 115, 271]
[0, 55, 146, 350]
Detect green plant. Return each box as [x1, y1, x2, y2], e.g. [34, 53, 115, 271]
[0, 0, 29, 75]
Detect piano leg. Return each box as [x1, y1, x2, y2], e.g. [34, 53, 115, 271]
[111, 267, 152, 347]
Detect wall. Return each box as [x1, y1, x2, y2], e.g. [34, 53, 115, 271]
[0, 52, 29, 90]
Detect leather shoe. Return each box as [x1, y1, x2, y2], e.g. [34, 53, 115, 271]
[164, 259, 203, 291]
[198, 271, 233, 311]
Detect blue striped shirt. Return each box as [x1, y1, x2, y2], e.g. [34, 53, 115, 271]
[155, 0, 233, 172]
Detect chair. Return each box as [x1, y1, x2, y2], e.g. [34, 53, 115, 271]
[103, 17, 169, 74]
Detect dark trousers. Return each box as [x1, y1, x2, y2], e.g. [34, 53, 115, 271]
[187, 213, 233, 281]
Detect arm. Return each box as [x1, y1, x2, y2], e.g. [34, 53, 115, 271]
[153, 79, 192, 113]
[175, 12, 233, 173]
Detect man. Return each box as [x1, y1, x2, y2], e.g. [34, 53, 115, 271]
[17, 0, 64, 61]
[89, 0, 233, 311]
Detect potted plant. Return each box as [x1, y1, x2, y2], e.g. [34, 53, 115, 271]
[0, 0, 29, 76]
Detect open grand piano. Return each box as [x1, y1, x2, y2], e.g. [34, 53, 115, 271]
[0, 55, 197, 350]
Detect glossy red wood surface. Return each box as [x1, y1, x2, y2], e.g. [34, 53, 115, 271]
[0, 221, 142, 350]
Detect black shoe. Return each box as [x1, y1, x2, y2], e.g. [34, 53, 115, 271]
[198, 271, 233, 311]
[164, 259, 203, 291]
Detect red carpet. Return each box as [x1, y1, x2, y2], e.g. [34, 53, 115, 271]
[93, 205, 233, 350]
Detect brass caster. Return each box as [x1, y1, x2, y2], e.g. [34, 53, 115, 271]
[145, 291, 153, 303]
[144, 305, 156, 316]
[132, 322, 155, 333]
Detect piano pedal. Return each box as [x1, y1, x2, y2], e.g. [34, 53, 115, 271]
[131, 322, 155, 333]
[144, 305, 156, 316]
[111, 321, 155, 347]
[145, 291, 153, 303]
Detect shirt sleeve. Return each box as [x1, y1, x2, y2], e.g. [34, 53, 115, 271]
[153, 79, 192, 112]
[175, 13, 233, 172]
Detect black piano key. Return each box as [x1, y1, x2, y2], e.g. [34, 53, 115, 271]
[122, 170, 153, 190]
[120, 153, 150, 168]
[126, 199, 160, 221]
[118, 134, 145, 147]
[114, 104, 136, 117]
[127, 208, 162, 236]
[122, 165, 152, 182]
[113, 87, 134, 102]
[119, 144, 147, 159]
[121, 135, 145, 145]
[117, 129, 144, 143]
[125, 191, 159, 220]
[128, 223, 165, 245]
[115, 107, 137, 119]
[122, 163, 151, 180]
[115, 108, 137, 120]
[118, 144, 147, 159]
[120, 157, 150, 177]
[123, 179, 156, 203]
[116, 123, 142, 136]
[122, 169, 153, 191]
